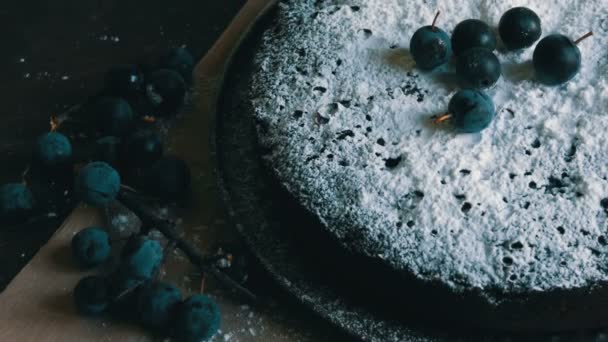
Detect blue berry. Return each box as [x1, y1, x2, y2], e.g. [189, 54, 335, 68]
[451, 19, 497, 56]
[172, 295, 221, 342]
[73, 275, 111, 315]
[75, 162, 121, 206]
[136, 281, 182, 330]
[120, 236, 164, 281]
[409, 12, 452, 71]
[105, 65, 145, 97]
[533, 33, 591, 86]
[499, 7, 542, 50]
[159, 47, 195, 84]
[123, 130, 163, 168]
[144, 157, 191, 201]
[71, 226, 111, 268]
[0, 183, 35, 224]
[94, 136, 122, 167]
[94, 97, 135, 137]
[456, 48, 501, 89]
[447, 90, 495, 133]
[33, 132, 72, 170]
[145, 69, 186, 117]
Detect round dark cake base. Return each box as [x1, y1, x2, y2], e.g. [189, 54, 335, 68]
[212, 5, 608, 341]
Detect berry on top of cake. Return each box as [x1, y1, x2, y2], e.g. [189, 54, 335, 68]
[250, 0, 608, 295]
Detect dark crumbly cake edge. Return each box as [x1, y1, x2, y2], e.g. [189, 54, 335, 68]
[243, 2, 608, 334]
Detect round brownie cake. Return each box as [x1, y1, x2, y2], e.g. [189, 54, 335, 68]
[248, 0, 608, 333]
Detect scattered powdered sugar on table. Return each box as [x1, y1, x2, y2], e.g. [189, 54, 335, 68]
[250, 0, 608, 292]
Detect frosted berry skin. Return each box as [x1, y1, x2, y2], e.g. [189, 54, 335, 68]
[75, 161, 121, 206]
[499, 7, 542, 50]
[105, 65, 145, 97]
[94, 97, 135, 137]
[451, 19, 497, 56]
[145, 69, 186, 117]
[159, 47, 195, 84]
[448, 89, 495, 133]
[136, 281, 182, 330]
[0, 183, 35, 224]
[73, 275, 111, 315]
[410, 26, 452, 70]
[533, 34, 581, 86]
[71, 226, 111, 268]
[172, 295, 221, 342]
[456, 47, 502, 89]
[119, 236, 164, 281]
[33, 132, 72, 170]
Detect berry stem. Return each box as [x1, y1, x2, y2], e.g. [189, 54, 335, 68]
[433, 113, 452, 124]
[431, 11, 441, 31]
[49, 103, 82, 132]
[114, 279, 146, 301]
[574, 31, 594, 45]
[118, 190, 260, 304]
[50, 115, 60, 132]
[21, 165, 30, 183]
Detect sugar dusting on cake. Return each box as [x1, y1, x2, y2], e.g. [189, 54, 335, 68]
[250, 0, 608, 293]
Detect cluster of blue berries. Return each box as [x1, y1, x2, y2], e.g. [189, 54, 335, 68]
[410, 8, 593, 133]
[0, 47, 195, 226]
[0, 46, 227, 341]
[71, 228, 220, 341]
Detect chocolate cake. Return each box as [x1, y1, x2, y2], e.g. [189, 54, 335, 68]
[246, 0, 608, 333]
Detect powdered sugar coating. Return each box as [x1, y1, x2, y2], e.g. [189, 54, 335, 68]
[250, 0, 608, 292]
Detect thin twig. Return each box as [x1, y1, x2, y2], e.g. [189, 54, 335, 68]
[117, 191, 260, 304]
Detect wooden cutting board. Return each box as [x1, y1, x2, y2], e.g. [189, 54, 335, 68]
[0, 1, 279, 341]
